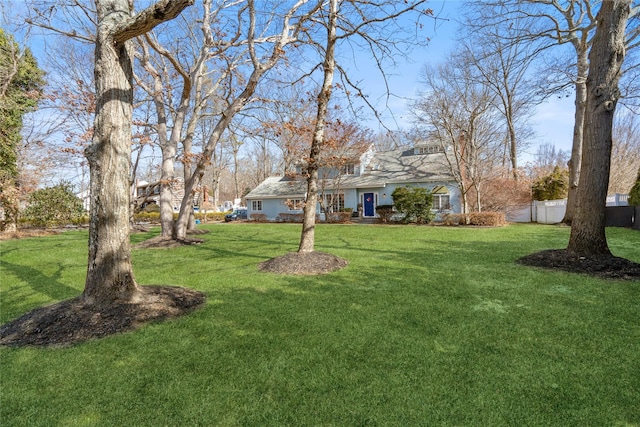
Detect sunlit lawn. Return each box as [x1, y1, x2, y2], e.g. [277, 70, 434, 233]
[1, 223, 639, 426]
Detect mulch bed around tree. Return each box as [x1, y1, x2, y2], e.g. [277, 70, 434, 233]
[0, 285, 205, 348]
[258, 251, 349, 275]
[517, 249, 640, 281]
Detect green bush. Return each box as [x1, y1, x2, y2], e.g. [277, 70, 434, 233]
[391, 186, 434, 224]
[532, 166, 568, 200]
[22, 183, 85, 227]
[628, 167, 640, 206]
[375, 204, 394, 223]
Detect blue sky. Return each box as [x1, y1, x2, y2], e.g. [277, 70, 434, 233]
[342, 0, 576, 163]
[4, 0, 575, 165]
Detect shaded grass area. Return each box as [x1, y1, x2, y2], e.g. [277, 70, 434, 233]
[1, 224, 639, 426]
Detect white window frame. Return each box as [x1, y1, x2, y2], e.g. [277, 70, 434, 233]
[433, 194, 451, 210]
[418, 145, 443, 154]
[288, 199, 304, 211]
[341, 163, 355, 175]
[251, 200, 263, 211]
[321, 193, 345, 212]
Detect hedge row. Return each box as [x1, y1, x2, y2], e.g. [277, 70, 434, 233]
[441, 212, 506, 226]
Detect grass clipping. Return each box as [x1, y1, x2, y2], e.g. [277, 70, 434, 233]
[259, 251, 348, 275]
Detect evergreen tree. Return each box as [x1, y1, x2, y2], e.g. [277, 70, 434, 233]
[0, 28, 45, 231]
[628, 167, 640, 206]
[531, 166, 569, 201]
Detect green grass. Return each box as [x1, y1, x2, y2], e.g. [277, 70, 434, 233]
[1, 223, 639, 426]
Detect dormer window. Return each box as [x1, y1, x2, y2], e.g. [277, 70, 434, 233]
[417, 145, 443, 155]
[341, 163, 355, 175]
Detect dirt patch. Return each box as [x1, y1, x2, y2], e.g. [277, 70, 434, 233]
[0, 285, 205, 348]
[517, 249, 640, 281]
[258, 251, 348, 275]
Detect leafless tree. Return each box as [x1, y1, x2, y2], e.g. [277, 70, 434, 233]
[411, 59, 503, 216]
[297, 0, 431, 253]
[609, 109, 640, 194]
[457, 15, 542, 179]
[464, 0, 639, 224]
[170, 0, 325, 241]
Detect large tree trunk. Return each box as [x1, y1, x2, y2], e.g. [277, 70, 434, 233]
[567, 0, 631, 256]
[298, 0, 338, 254]
[84, 0, 193, 305]
[84, 3, 139, 305]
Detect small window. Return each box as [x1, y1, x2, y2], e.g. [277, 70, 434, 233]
[418, 145, 443, 154]
[433, 194, 451, 210]
[341, 164, 355, 175]
[321, 193, 345, 212]
[251, 200, 263, 211]
[286, 199, 304, 210]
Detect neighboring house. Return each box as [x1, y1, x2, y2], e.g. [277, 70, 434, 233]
[245, 142, 461, 221]
[135, 179, 197, 212]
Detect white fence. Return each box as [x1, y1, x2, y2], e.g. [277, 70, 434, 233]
[507, 194, 630, 224]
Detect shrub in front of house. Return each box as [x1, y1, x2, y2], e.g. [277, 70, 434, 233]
[468, 212, 506, 226]
[196, 211, 226, 222]
[250, 213, 268, 222]
[375, 204, 394, 223]
[441, 213, 465, 226]
[391, 187, 434, 224]
[325, 212, 351, 223]
[440, 212, 506, 226]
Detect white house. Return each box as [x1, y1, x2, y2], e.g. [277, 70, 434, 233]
[245, 143, 461, 221]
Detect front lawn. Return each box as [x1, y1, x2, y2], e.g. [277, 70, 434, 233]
[1, 223, 639, 426]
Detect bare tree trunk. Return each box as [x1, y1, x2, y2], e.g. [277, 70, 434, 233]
[563, 52, 589, 224]
[84, 0, 193, 305]
[298, 0, 337, 254]
[567, 0, 630, 256]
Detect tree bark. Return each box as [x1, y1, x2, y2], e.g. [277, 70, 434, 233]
[567, 0, 631, 256]
[563, 53, 588, 225]
[84, 0, 193, 305]
[298, 0, 338, 254]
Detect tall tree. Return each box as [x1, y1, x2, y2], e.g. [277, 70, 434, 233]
[458, 15, 541, 179]
[298, 0, 338, 253]
[83, 0, 195, 305]
[0, 28, 45, 232]
[411, 58, 502, 216]
[297, 0, 430, 252]
[464, 0, 597, 223]
[172, 0, 324, 241]
[609, 110, 640, 194]
[567, 0, 632, 256]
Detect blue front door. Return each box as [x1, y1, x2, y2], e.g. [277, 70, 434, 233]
[363, 192, 375, 216]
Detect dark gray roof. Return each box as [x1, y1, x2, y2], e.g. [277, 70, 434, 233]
[245, 148, 454, 199]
